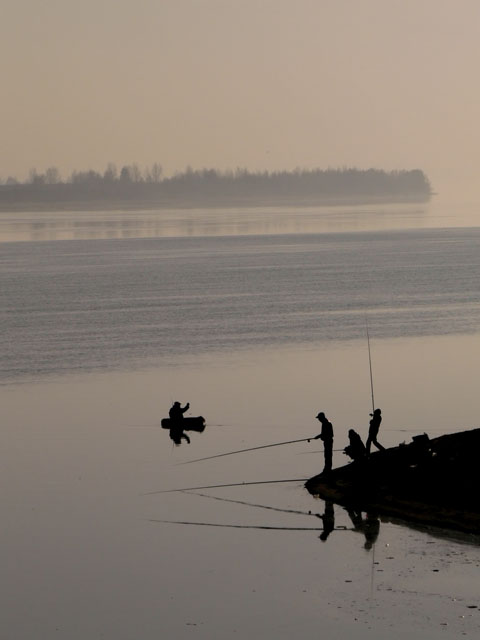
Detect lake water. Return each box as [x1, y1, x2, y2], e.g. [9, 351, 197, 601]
[1, 199, 480, 639]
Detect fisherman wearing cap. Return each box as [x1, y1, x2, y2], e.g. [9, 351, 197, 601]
[314, 412, 334, 473]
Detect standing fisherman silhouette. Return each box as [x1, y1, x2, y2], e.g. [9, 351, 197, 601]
[314, 412, 334, 473]
[366, 408, 385, 454]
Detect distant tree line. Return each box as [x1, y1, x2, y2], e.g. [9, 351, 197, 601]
[0, 164, 432, 209]
[1, 162, 163, 186]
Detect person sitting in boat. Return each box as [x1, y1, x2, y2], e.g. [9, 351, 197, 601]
[314, 412, 334, 473]
[344, 428, 366, 462]
[366, 408, 385, 455]
[169, 401, 190, 421]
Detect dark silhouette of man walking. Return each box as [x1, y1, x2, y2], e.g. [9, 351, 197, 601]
[314, 412, 334, 473]
[366, 408, 385, 454]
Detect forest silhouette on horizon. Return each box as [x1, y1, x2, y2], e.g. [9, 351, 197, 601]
[0, 164, 432, 210]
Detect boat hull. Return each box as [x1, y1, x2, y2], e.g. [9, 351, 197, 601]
[161, 416, 206, 432]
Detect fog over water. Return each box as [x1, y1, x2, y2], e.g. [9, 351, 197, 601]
[1, 200, 480, 639]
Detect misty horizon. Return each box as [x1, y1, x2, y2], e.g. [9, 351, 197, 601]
[3, 1, 480, 201]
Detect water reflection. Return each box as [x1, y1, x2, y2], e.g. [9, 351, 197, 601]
[157, 491, 350, 538]
[167, 424, 191, 445]
[317, 500, 335, 541]
[2, 200, 480, 243]
[154, 488, 480, 549]
[0, 203, 432, 242]
[347, 509, 381, 549]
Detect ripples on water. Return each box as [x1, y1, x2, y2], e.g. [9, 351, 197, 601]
[2, 225, 480, 381]
[2, 204, 480, 640]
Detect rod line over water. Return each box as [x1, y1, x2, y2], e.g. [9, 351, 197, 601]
[142, 478, 307, 495]
[150, 519, 350, 531]
[178, 437, 314, 465]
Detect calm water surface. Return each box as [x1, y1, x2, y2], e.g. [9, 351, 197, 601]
[1, 200, 480, 639]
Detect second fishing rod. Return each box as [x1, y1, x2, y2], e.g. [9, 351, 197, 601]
[178, 436, 344, 465]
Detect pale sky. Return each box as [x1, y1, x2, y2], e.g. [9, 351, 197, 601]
[2, 0, 480, 197]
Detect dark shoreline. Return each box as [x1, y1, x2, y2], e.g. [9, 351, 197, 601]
[305, 428, 480, 535]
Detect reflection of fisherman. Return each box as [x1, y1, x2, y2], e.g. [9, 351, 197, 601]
[169, 401, 190, 421]
[314, 412, 334, 473]
[347, 509, 380, 550]
[344, 429, 366, 462]
[363, 512, 380, 550]
[169, 427, 190, 445]
[366, 408, 385, 455]
[317, 501, 335, 541]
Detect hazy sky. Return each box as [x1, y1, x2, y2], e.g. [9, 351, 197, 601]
[2, 0, 479, 197]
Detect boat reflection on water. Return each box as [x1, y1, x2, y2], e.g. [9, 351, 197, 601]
[161, 416, 206, 446]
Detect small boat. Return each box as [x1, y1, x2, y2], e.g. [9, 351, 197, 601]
[161, 416, 206, 432]
[305, 428, 480, 534]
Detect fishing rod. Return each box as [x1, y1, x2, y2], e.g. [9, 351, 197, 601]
[178, 437, 343, 465]
[142, 477, 308, 495]
[149, 519, 351, 532]
[298, 449, 345, 455]
[178, 437, 312, 464]
[365, 315, 375, 413]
